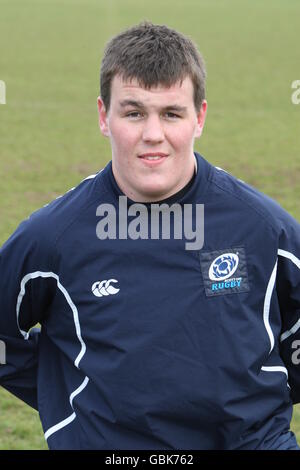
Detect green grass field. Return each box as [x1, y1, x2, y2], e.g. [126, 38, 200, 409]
[0, 0, 300, 450]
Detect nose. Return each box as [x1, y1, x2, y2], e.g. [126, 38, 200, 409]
[142, 115, 164, 144]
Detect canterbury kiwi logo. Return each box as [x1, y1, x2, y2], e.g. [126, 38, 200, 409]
[92, 279, 120, 297]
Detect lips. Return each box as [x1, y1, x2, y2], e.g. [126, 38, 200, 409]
[139, 152, 168, 166]
[138, 152, 168, 160]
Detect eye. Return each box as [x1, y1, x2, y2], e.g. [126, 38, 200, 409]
[126, 111, 143, 119]
[164, 112, 181, 119]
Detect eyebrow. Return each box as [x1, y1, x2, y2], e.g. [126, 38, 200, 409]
[119, 99, 187, 113]
[119, 99, 145, 109]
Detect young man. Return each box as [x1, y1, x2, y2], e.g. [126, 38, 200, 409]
[1, 22, 300, 450]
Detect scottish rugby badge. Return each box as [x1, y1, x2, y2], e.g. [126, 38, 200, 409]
[199, 247, 250, 297]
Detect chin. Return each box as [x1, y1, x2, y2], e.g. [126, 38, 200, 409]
[138, 179, 170, 197]
[136, 188, 171, 202]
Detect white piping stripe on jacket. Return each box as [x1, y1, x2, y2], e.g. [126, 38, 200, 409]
[261, 248, 300, 386]
[261, 366, 290, 388]
[261, 366, 288, 378]
[278, 249, 300, 270]
[263, 260, 277, 354]
[278, 249, 300, 342]
[44, 413, 76, 441]
[263, 249, 300, 350]
[44, 376, 90, 441]
[16, 271, 89, 442]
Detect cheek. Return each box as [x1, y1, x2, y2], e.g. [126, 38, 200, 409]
[110, 121, 139, 154]
[167, 123, 196, 149]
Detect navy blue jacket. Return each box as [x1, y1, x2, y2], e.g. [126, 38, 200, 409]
[1, 153, 300, 449]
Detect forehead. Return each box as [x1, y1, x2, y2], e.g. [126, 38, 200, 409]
[110, 75, 194, 107]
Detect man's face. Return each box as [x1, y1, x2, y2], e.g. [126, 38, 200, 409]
[97, 75, 207, 202]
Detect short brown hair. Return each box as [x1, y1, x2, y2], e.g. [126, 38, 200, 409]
[100, 22, 206, 112]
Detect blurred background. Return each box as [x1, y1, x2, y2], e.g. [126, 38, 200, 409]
[0, 0, 299, 449]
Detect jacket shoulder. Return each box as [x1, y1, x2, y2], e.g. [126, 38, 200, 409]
[207, 164, 300, 234]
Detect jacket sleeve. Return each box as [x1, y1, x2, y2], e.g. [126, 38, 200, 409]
[0, 213, 57, 410]
[276, 215, 300, 404]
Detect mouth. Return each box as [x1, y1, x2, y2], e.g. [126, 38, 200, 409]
[138, 152, 169, 166]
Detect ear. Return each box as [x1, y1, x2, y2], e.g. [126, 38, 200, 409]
[97, 96, 110, 137]
[195, 100, 207, 138]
